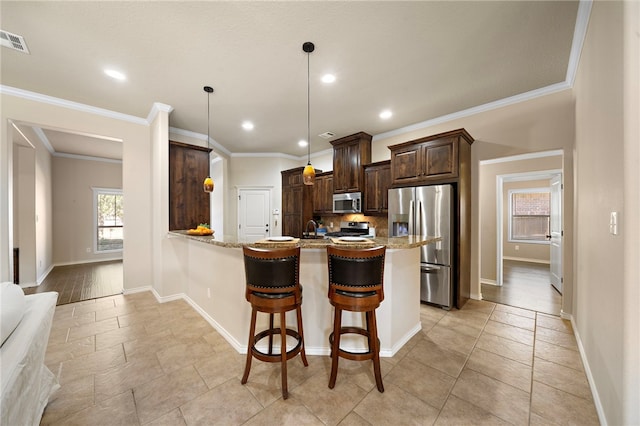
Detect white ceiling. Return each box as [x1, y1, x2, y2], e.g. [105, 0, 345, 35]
[1, 1, 580, 160]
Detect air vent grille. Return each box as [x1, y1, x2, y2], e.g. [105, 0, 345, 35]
[0, 30, 29, 54]
[318, 132, 335, 139]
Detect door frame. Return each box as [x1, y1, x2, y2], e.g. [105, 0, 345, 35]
[236, 186, 273, 240]
[496, 169, 562, 287]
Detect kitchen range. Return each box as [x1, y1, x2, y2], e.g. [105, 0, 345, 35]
[324, 221, 372, 238]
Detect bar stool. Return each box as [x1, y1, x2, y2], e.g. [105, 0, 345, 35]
[326, 245, 386, 393]
[241, 246, 308, 399]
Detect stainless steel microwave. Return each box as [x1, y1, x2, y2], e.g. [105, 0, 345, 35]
[333, 192, 362, 213]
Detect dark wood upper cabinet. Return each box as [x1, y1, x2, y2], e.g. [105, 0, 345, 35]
[313, 171, 334, 215]
[363, 160, 391, 216]
[389, 129, 472, 186]
[331, 132, 372, 194]
[388, 128, 474, 309]
[281, 167, 320, 237]
[169, 141, 211, 231]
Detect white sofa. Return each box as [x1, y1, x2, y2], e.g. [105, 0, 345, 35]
[0, 282, 59, 426]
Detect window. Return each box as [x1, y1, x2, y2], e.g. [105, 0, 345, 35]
[508, 188, 550, 243]
[93, 188, 123, 252]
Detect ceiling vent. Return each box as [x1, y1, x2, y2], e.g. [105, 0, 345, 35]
[1, 30, 29, 54]
[318, 132, 335, 139]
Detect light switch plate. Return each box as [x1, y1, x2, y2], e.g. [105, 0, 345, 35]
[610, 211, 618, 235]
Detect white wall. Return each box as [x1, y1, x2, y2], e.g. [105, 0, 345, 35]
[16, 145, 36, 284]
[0, 92, 154, 291]
[573, 1, 639, 424]
[52, 156, 122, 264]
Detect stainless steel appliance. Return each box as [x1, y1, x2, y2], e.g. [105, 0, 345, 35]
[333, 192, 362, 214]
[325, 221, 370, 238]
[388, 185, 453, 308]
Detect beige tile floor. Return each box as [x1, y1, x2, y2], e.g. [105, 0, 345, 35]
[41, 292, 600, 425]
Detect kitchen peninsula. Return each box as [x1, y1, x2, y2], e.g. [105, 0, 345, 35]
[167, 231, 439, 356]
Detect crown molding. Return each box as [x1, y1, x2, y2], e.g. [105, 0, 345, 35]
[147, 102, 174, 123]
[480, 149, 564, 166]
[373, 82, 571, 142]
[53, 152, 122, 164]
[168, 126, 231, 158]
[32, 127, 55, 154]
[0, 85, 148, 126]
[566, 0, 593, 87]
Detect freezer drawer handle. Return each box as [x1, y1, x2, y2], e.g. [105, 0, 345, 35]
[421, 266, 439, 273]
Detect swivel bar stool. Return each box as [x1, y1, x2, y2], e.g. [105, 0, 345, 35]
[326, 245, 386, 392]
[241, 246, 308, 399]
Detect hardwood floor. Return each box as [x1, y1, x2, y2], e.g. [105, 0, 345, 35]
[481, 260, 561, 316]
[24, 260, 122, 305]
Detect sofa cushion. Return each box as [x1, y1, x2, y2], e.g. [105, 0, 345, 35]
[1, 282, 26, 346]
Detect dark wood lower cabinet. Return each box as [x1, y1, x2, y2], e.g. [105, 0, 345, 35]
[169, 141, 211, 231]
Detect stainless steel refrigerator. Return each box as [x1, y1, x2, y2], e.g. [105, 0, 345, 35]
[388, 185, 453, 308]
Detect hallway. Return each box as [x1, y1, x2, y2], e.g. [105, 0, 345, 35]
[481, 260, 561, 316]
[24, 260, 122, 305]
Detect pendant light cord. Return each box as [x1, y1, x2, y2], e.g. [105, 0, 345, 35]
[307, 49, 311, 164]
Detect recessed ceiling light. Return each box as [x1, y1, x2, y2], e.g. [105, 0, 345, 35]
[298, 140, 308, 147]
[242, 121, 254, 131]
[379, 109, 393, 119]
[321, 74, 336, 83]
[104, 69, 126, 81]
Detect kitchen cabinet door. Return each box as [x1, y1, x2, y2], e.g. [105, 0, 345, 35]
[169, 141, 211, 231]
[363, 161, 391, 215]
[281, 167, 317, 237]
[313, 172, 334, 215]
[331, 132, 372, 194]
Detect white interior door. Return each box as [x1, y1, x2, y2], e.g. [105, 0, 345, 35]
[238, 188, 271, 242]
[549, 174, 563, 293]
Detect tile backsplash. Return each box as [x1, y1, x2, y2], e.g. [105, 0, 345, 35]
[318, 214, 388, 237]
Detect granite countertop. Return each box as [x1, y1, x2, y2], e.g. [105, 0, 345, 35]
[168, 231, 440, 249]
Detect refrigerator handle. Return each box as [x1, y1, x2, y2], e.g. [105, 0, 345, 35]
[417, 200, 422, 236]
[409, 200, 415, 235]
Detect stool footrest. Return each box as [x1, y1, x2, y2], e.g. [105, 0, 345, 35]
[251, 328, 303, 363]
[329, 327, 380, 362]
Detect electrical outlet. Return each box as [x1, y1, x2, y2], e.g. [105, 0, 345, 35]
[86, 248, 91, 253]
[515, 245, 519, 251]
[207, 288, 211, 299]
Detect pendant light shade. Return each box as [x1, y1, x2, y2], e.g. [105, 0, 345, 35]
[203, 86, 214, 193]
[302, 41, 315, 186]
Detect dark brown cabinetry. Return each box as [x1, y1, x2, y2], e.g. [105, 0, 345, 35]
[313, 171, 334, 215]
[390, 132, 468, 186]
[331, 132, 372, 194]
[363, 160, 391, 216]
[281, 167, 319, 237]
[388, 128, 474, 308]
[169, 141, 211, 231]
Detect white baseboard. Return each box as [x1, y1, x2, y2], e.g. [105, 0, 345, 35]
[568, 314, 607, 426]
[502, 256, 550, 265]
[481, 278, 499, 286]
[36, 263, 55, 285]
[54, 257, 123, 267]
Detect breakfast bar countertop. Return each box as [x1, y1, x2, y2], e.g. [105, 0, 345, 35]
[168, 231, 440, 249]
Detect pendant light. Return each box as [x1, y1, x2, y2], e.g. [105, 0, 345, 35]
[203, 86, 214, 193]
[302, 41, 315, 186]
